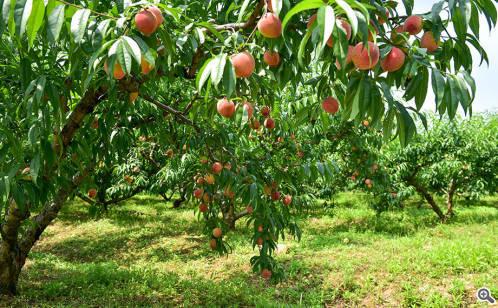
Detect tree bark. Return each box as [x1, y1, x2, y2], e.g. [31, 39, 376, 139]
[407, 177, 446, 221]
[223, 203, 236, 230]
[446, 178, 457, 219]
[0, 200, 29, 296]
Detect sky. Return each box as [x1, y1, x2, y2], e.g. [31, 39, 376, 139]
[408, 0, 498, 113]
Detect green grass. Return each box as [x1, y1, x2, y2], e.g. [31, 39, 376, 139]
[2, 193, 497, 307]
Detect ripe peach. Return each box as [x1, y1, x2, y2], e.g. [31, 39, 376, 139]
[209, 238, 217, 250]
[88, 188, 97, 199]
[199, 203, 208, 213]
[261, 106, 270, 117]
[246, 205, 254, 214]
[256, 237, 264, 246]
[217, 98, 235, 118]
[271, 191, 280, 201]
[135, 9, 158, 36]
[283, 195, 292, 206]
[148, 6, 163, 28]
[261, 268, 272, 279]
[212, 227, 222, 238]
[202, 193, 210, 203]
[257, 225, 264, 233]
[420, 31, 439, 52]
[242, 101, 254, 118]
[404, 15, 423, 35]
[212, 162, 223, 174]
[193, 188, 204, 199]
[258, 13, 282, 38]
[141, 56, 154, 74]
[351, 42, 380, 70]
[104, 60, 126, 79]
[322, 97, 340, 114]
[196, 177, 205, 185]
[251, 119, 261, 130]
[263, 50, 281, 67]
[231, 51, 255, 78]
[380, 47, 406, 72]
[363, 120, 370, 127]
[365, 179, 372, 185]
[264, 118, 275, 130]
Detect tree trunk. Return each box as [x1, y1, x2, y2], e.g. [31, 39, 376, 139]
[446, 178, 457, 219]
[223, 203, 236, 230]
[0, 170, 89, 296]
[407, 177, 446, 221]
[0, 200, 29, 296]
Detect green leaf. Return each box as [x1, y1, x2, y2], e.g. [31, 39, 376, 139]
[335, 0, 358, 38]
[222, 60, 236, 98]
[298, 29, 312, 67]
[14, 0, 32, 37]
[395, 103, 416, 147]
[272, 0, 284, 17]
[282, 0, 326, 33]
[414, 67, 429, 111]
[196, 57, 214, 92]
[29, 154, 40, 184]
[431, 69, 445, 109]
[26, 0, 44, 46]
[47, 4, 64, 43]
[210, 53, 226, 87]
[197, 21, 224, 42]
[70, 8, 90, 44]
[122, 36, 141, 66]
[237, 0, 251, 23]
[317, 5, 334, 49]
[117, 40, 132, 74]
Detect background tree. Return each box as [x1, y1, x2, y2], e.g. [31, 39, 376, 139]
[380, 115, 498, 221]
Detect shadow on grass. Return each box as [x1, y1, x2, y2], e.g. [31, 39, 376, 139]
[14, 254, 277, 307]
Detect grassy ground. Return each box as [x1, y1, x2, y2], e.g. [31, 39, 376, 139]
[1, 193, 497, 307]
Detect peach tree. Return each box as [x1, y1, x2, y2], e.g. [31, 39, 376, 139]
[0, 0, 496, 294]
[379, 115, 497, 221]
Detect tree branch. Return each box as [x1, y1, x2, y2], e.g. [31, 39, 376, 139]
[142, 95, 201, 132]
[214, 0, 265, 31]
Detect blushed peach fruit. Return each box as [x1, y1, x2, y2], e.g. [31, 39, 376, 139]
[351, 42, 380, 70]
[322, 97, 340, 114]
[231, 51, 255, 78]
[404, 15, 423, 35]
[258, 13, 282, 38]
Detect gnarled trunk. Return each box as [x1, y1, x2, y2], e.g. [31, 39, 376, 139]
[407, 177, 446, 221]
[0, 200, 29, 296]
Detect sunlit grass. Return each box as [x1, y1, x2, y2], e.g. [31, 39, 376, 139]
[3, 193, 497, 306]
